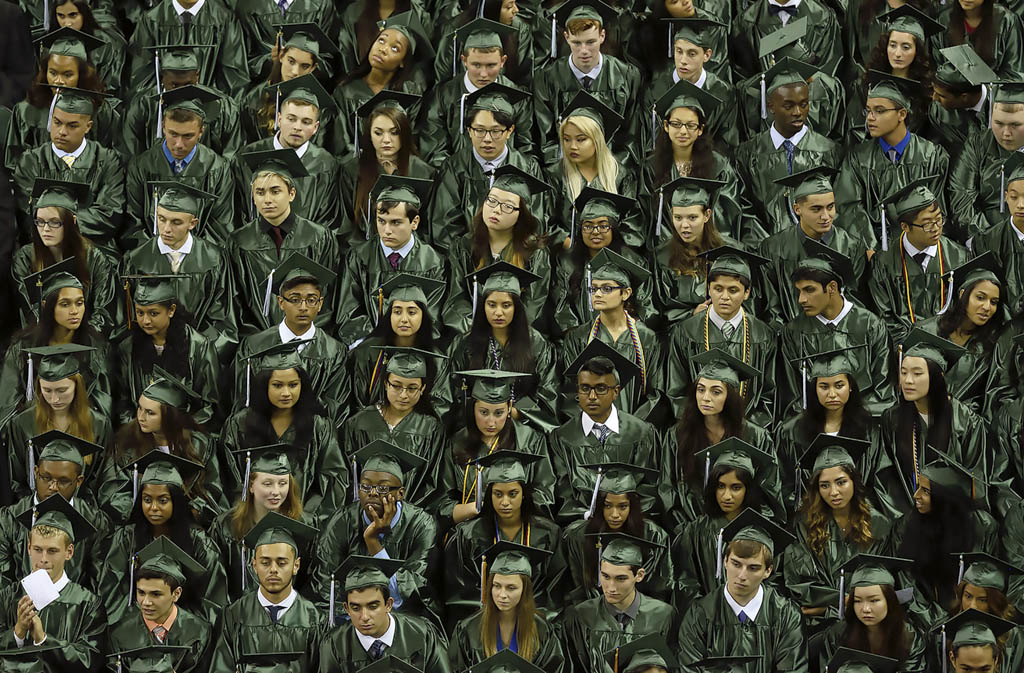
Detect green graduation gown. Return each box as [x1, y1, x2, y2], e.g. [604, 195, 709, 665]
[930, 4, 1024, 80]
[817, 620, 927, 673]
[7, 98, 123, 164]
[563, 592, 677, 673]
[314, 613, 452, 673]
[122, 88, 243, 159]
[337, 154, 434, 243]
[925, 99, 988, 164]
[554, 245, 658, 334]
[736, 68, 848, 142]
[647, 234, 744, 329]
[548, 158, 643, 249]
[331, 76, 427, 156]
[448, 610, 566, 673]
[732, 0, 841, 78]
[349, 337, 453, 422]
[238, 80, 342, 152]
[970, 217, 1024, 318]
[562, 518, 674, 604]
[672, 512, 730, 609]
[107, 605, 212, 673]
[644, 62, 739, 151]
[236, 0, 337, 79]
[949, 129, 1022, 240]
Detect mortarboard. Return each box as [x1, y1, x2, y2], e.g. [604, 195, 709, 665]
[878, 4, 945, 43]
[270, 73, 337, 114]
[373, 345, 441, 380]
[701, 245, 769, 286]
[273, 22, 340, 59]
[355, 89, 422, 119]
[920, 447, 987, 500]
[953, 551, 1024, 592]
[376, 11, 433, 59]
[580, 461, 659, 519]
[107, 645, 191, 673]
[136, 535, 205, 585]
[490, 163, 550, 203]
[588, 247, 651, 287]
[230, 443, 294, 502]
[866, 70, 918, 110]
[151, 181, 215, 217]
[469, 649, 546, 673]
[269, 252, 336, 297]
[371, 174, 432, 209]
[587, 531, 664, 568]
[799, 434, 870, 478]
[242, 149, 310, 183]
[665, 15, 725, 51]
[935, 45, 997, 89]
[451, 18, 515, 81]
[559, 89, 624, 137]
[35, 26, 105, 60]
[824, 648, 899, 673]
[23, 258, 82, 314]
[24, 343, 93, 383]
[475, 450, 541, 488]
[901, 328, 967, 373]
[355, 656, 423, 673]
[721, 507, 794, 560]
[380, 272, 445, 308]
[881, 176, 940, 234]
[351, 439, 426, 486]
[326, 553, 405, 626]
[242, 510, 317, 552]
[17, 493, 95, 543]
[933, 608, 1017, 655]
[32, 429, 99, 469]
[457, 369, 531, 404]
[553, 0, 617, 29]
[563, 338, 642, 390]
[774, 165, 837, 201]
[140, 365, 207, 412]
[30, 177, 90, 212]
[690, 655, 763, 673]
[605, 634, 678, 673]
[758, 18, 809, 61]
[144, 43, 214, 73]
[691, 348, 760, 389]
[993, 80, 1024, 105]
[695, 437, 774, 488]
[573, 187, 637, 225]
[654, 76, 722, 120]
[125, 450, 203, 497]
[796, 237, 856, 287]
[154, 83, 220, 120]
[942, 252, 1001, 308]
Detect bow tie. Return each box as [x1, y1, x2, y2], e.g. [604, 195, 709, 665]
[768, 3, 797, 15]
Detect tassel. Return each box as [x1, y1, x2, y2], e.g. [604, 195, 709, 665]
[244, 361, 252, 408]
[274, 89, 281, 133]
[128, 555, 136, 607]
[262, 270, 274, 317]
[715, 528, 724, 579]
[801, 360, 807, 410]
[650, 106, 657, 153]
[480, 556, 487, 603]
[942, 626, 948, 673]
[353, 458, 359, 502]
[550, 18, 557, 59]
[471, 274, 479, 318]
[44, 0, 50, 30]
[939, 271, 954, 314]
[353, 112, 358, 154]
[132, 463, 139, 503]
[26, 356, 34, 403]
[897, 343, 903, 372]
[489, 172, 495, 188]
[667, 27, 672, 58]
[47, 87, 61, 134]
[655, 189, 664, 239]
[153, 186, 159, 236]
[365, 195, 372, 240]
[240, 543, 247, 591]
[1001, 165, 1006, 213]
[957, 553, 965, 584]
[154, 54, 161, 96]
[760, 74, 767, 120]
[329, 577, 336, 627]
[156, 93, 163, 140]
[838, 569, 845, 620]
[585, 265, 593, 312]
[459, 93, 468, 135]
[703, 453, 710, 487]
[569, 206, 576, 247]
[116, 655, 122, 673]
[27, 437, 35, 492]
[794, 467, 802, 504]
[475, 464, 484, 512]
[584, 467, 603, 520]
[241, 451, 251, 501]
[595, 538, 603, 588]
[880, 205, 888, 252]
[452, 38, 458, 78]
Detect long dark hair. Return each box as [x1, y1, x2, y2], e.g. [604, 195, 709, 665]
[702, 464, 762, 515]
[354, 105, 416, 228]
[30, 207, 91, 285]
[15, 285, 98, 348]
[937, 278, 1004, 355]
[244, 367, 325, 449]
[450, 0, 525, 82]
[796, 374, 872, 442]
[129, 299, 195, 381]
[365, 296, 436, 348]
[675, 380, 747, 482]
[26, 53, 106, 108]
[863, 31, 934, 123]
[949, 0, 997, 65]
[467, 291, 536, 374]
[841, 584, 910, 660]
[378, 369, 436, 416]
[129, 482, 201, 560]
[896, 359, 952, 457]
[48, 0, 102, 35]
[454, 400, 517, 465]
[480, 480, 538, 523]
[652, 105, 717, 186]
[566, 218, 632, 302]
[582, 490, 645, 586]
[469, 196, 545, 269]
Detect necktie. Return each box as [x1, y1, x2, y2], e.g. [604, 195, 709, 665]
[582, 75, 594, 90]
[593, 422, 611, 443]
[913, 251, 928, 269]
[368, 640, 387, 660]
[887, 148, 899, 164]
[722, 322, 735, 340]
[152, 625, 167, 643]
[387, 251, 402, 270]
[768, 3, 796, 18]
[168, 250, 183, 272]
[270, 225, 285, 256]
[180, 10, 192, 41]
[739, 610, 749, 624]
[61, 155, 76, 169]
[173, 159, 185, 175]
[266, 605, 284, 623]
[277, 0, 288, 14]
[782, 139, 795, 175]
[615, 613, 631, 630]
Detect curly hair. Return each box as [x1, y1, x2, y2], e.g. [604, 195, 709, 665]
[674, 380, 747, 482]
[863, 31, 934, 125]
[798, 464, 874, 559]
[26, 52, 106, 108]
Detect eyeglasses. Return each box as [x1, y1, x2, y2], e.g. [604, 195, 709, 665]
[863, 107, 899, 118]
[666, 120, 700, 132]
[909, 216, 943, 232]
[469, 126, 509, 139]
[578, 383, 616, 395]
[588, 285, 626, 295]
[358, 483, 397, 495]
[386, 380, 423, 395]
[37, 473, 75, 490]
[484, 196, 520, 214]
[280, 295, 323, 307]
[581, 223, 613, 233]
[34, 219, 63, 230]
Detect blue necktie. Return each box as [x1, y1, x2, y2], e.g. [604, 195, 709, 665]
[368, 640, 387, 660]
[173, 159, 185, 175]
[782, 139, 795, 175]
[739, 610, 749, 623]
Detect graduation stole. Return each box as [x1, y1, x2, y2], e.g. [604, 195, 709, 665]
[461, 436, 501, 505]
[368, 350, 387, 398]
[898, 231, 946, 324]
[494, 520, 530, 546]
[702, 309, 751, 397]
[588, 315, 647, 393]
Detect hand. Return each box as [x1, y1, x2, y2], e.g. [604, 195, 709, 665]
[14, 596, 35, 640]
[801, 606, 827, 616]
[453, 502, 480, 524]
[363, 494, 398, 554]
[30, 615, 44, 644]
[379, 158, 398, 175]
[270, 40, 281, 63]
[866, 249, 876, 261]
[562, 236, 572, 250]
[692, 299, 711, 315]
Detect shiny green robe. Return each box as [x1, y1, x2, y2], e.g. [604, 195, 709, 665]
[0, 580, 105, 673]
[1001, 499, 1024, 606]
[125, 142, 236, 247]
[925, 100, 988, 164]
[835, 135, 950, 250]
[12, 244, 118, 335]
[648, 234, 744, 328]
[334, 1, 435, 76]
[736, 69, 847, 142]
[236, 0, 337, 79]
[563, 592, 677, 673]
[314, 613, 451, 673]
[732, 0, 841, 78]
[930, 4, 1024, 80]
[108, 605, 212, 673]
[677, 585, 807, 673]
[673, 512, 729, 609]
[337, 154, 434, 243]
[817, 620, 927, 673]
[548, 158, 643, 249]
[867, 235, 970, 343]
[332, 77, 427, 156]
[989, 399, 1024, 518]
[238, 80, 342, 151]
[208, 589, 323, 673]
[949, 129, 1022, 239]
[350, 337, 452, 422]
[122, 90, 242, 159]
[448, 611, 566, 673]
[562, 518, 673, 604]
[643, 64, 738, 151]
[554, 245, 658, 334]
[7, 99, 122, 163]
[970, 218, 1024, 318]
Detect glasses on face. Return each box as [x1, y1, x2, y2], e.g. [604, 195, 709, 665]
[386, 380, 422, 396]
[578, 383, 615, 395]
[484, 196, 520, 214]
[280, 295, 323, 307]
[909, 215, 943, 232]
[34, 219, 63, 230]
[469, 126, 509, 139]
[863, 107, 899, 118]
[37, 473, 75, 490]
[588, 285, 625, 295]
[666, 120, 700, 132]
[581, 223, 613, 233]
[358, 483, 396, 495]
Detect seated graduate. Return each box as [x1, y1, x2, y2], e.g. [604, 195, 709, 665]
[310, 441, 439, 619]
[341, 349, 446, 506]
[230, 253, 349, 425]
[604, 634, 682, 673]
[0, 267, 113, 421]
[227, 151, 340, 334]
[2, 347, 110, 501]
[12, 179, 117, 333]
[313, 555, 452, 673]
[107, 536, 215, 673]
[0, 495, 105, 672]
[443, 452, 566, 623]
[549, 349, 666, 522]
[436, 369, 556, 532]
[334, 176, 447, 347]
[935, 609, 1019, 673]
[564, 463, 673, 604]
[673, 439, 775, 609]
[785, 438, 893, 630]
[95, 454, 227, 628]
[96, 371, 227, 523]
[121, 182, 238, 360]
[0, 435, 109, 588]
[971, 151, 1024, 321]
[448, 545, 566, 672]
[221, 344, 348, 521]
[816, 555, 928, 672]
[115, 275, 220, 426]
[928, 44, 996, 162]
[665, 247, 776, 428]
[209, 512, 323, 672]
[563, 533, 676, 672]
[676, 509, 806, 673]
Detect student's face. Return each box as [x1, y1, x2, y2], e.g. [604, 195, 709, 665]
[963, 280, 1000, 328]
[851, 585, 888, 625]
[34, 206, 66, 248]
[1006, 178, 1024, 224]
[461, 47, 506, 88]
[490, 573, 524, 612]
[345, 587, 394, 637]
[39, 376, 76, 414]
[490, 480, 523, 522]
[156, 206, 197, 248]
[134, 302, 176, 338]
[28, 531, 72, 581]
[482, 187, 521, 233]
[369, 29, 409, 72]
[484, 291, 515, 330]
[370, 113, 401, 158]
[253, 542, 299, 595]
[384, 373, 424, 412]
[35, 459, 83, 501]
[793, 193, 836, 235]
[163, 117, 203, 160]
[358, 470, 405, 518]
[673, 38, 710, 83]
[664, 0, 696, 18]
[161, 69, 199, 91]
[561, 121, 596, 165]
[582, 216, 614, 250]
[249, 472, 291, 512]
[961, 583, 992, 613]
[716, 470, 746, 516]
[816, 373, 851, 411]
[376, 203, 419, 249]
[277, 281, 322, 329]
[695, 377, 727, 416]
[708, 275, 749, 320]
[950, 645, 998, 673]
[136, 395, 164, 435]
[794, 279, 831, 317]
[46, 54, 79, 88]
[599, 560, 644, 607]
[991, 103, 1024, 151]
[252, 174, 296, 222]
[390, 300, 423, 338]
[277, 101, 320, 148]
[902, 202, 943, 248]
[886, 30, 917, 70]
[51, 286, 85, 331]
[499, 0, 518, 23]
[141, 484, 173, 526]
[671, 205, 709, 245]
[55, 0, 84, 30]
[136, 577, 181, 623]
[913, 474, 932, 514]
[767, 83, 809, 137]
[603, 492, 631, 530]
[474, 400, 510, 438]
[279, 47, 316, 81]
[49, 108, 92, 152]
[267, 368, 301, 409]
[468, 109, 512, 160]
[724, 551, 771, 600]
[590, 278, 631, 312]
[899, 355, 930, 402]
[564, 25, 605, 71]
[864, 96, 906, 139]
[818, 466, 854, 510]
[664, 106, 703, 150]
[577, 370, 620, 417]
[958, 0, 984, 9]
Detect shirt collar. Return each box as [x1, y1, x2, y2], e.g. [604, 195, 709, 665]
[52, 572, 71, 593]
[902, 234, 937, 259]
[879, 130, 911, 158]
[52, 139, 87, 159]
[258, 586, 297, 611]
[815, 296, 853, 326]
[273, 134, 309, 158]
[279, 320, 316, 344]
[672, 68, 707, 88]
[605, 590, 641, 619]
[157, 232, 194, 254]
[162, 141, 198, 168]
[172, 0, 206, 15]
[568, 52, 603, 81]
[380, 233, 416, 259]
[1012, 218, 1024, 243]
[143, 604, 179, 632]
[724, 584, 764, 620]
[472, 145, 509, 172]
[356, 613, 397, 650]
[262, 211, 295, 236]
[708, 305, 744, 330]
[581, 405, 620, 436]
[769, 123, 808, 149]
[971, 85, 988, 112]
[768, 0, 801, 8]
[463, 72, 480, 93]
[33, 494, 74, 508]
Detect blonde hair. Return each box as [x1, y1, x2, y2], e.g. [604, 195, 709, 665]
[229, 471, 304, 540]
[35, 374, 95, 444]
[31, 525, 71, 548]
[480, 572, 538, 660]
[560, 114, 619, 203]
[251, 169, 295, 192]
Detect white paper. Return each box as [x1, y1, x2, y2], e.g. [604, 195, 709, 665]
[21, 570, 59, 611]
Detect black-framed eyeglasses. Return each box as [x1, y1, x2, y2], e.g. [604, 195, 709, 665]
[588, 285, 626, 295]
[385, 380, 423, 395]
[34, 219, 63, 230]
[863, 107, 899, 118]
[581, 223, 613, 233]
[469, 126, 509, 139]
[578, 383, 616, 395]
[280, 295, 323, 307]
[484, 196, 520, 214]
[358, 483, 396, 495]
[908, 216, 943, 232]
[666, 120, 700, 132]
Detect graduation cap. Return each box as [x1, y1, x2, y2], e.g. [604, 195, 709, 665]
[17, 493, 95, 543]
[662, 176, 725, 209]
[23, 344, 93, 385]
[993, 80, 1024, 105]
[490, 164, 550, 203]
[477, 541, 552, 604]
[325, 553, 405, 626]
[935, 45, 997, 89]
[242, 149, 310, 183]
[588, 247, 651, 287]
[552, 0, 618, 29]
[878, 3, 945, 43]
[720, 508, 794, 564]
[953, 551, 1024, 592]
[695, 437, 774, 487]
[270, 73, 337, 114]
[920, 446, 986, 500]
[355, 89, 422, 119]
[605, 634, 677, 673]
[559, 90, 625, 139]
[32, 429, 100, 469]
[370, 174, 432, 209]
[800, 434, 870, 478]
[563, 334, 642, 391]
[231, 443, 294, 502]
[237, 650, 306, 673]
[107, 645, 192, 673]
[900, 328, 966, 373]
[758, 18, 808, 61]
[691, 348, 760, 390]
[796, 237, 856, 287]
[154, 83, 220, 120]
[866, 70, 918, 110]
[824, 648, 899, 673]
[837, 554, 913, 615]
[379, 272, 445, 308]
[459, 82, 528, 134]
[573, 187, 637, 225]
[756, 52, 814, 120]
[465, 257, 540, 313]
[136, 535, 205, 585]
[372, 345, 443, 380]
[273, 22, 340, 59]
[451, 18, 516, 81]
[34, 26, 104, 61]
[774, 165, 837, 202]
[140, 365, 207, 412]
[144, 43, 214, 73]
[351, 439, 426, 486]
[1004, 148, 1024, 187]
[469, 649, 546, 673]
[580, 461, 659, 519]
[269, 252, 336, 297]
[122, 273, 180, 307]
[701, 245, 769, 286]
[933, 608, 1017, 658]
[376, 11, 433, 59]
[46, 86, 109, 120]
[151, 181, 214, 217]
[690, 655, 763, 673]
[654, 74, 722, 120]
[23, 257, 82, 314]
[789, 344, 869, 411]
[942, 252, 1001, 310]
[663, 15, 725, 51]
[457, 369, 531, 404]
[246, 343, 304, 384]
[30, 177, 90, 212]
[355, 656, 423, 673]
[587, 531, 664, 569]
[475, 450, 542, 489]
[125, 449, 204, 500]
[881, 175, 940, 230]
[242, 510, 317, 553]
